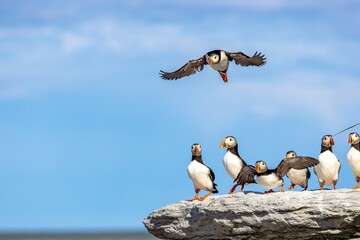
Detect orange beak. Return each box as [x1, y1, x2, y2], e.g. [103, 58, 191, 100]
[218, 71, 228, 83]
[348, 135, 352, 144]
[256, 163, 261, 173]
[194, 145, 200, 155]
[220, 139, 227, 148]
[209, 58, 213, 66]
[330, 136, 335, 146]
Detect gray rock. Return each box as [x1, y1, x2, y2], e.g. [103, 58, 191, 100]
[143, 189, 360, 239]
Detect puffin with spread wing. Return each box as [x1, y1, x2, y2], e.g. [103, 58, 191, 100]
[160, 50, 266, 83]
[235, 157, 319, 193]
[284, 151, 313, 191]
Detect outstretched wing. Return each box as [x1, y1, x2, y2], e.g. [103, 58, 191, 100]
[276, 156, 319, 177]
[160, 56, 206, 80]
[234, 165, 257, 185]
[225, 51, 266, 67]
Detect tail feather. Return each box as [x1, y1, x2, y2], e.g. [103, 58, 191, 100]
[212, 183, 219, 193]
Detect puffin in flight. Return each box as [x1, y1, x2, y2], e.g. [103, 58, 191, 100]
[220, 136, 251, 193]
[314, 135, 341, 190]
[346, 132, 360, 189]
[160, 50, 266, 83]
[187, 144, 218, 201]
[284, 151, 313, 191]
[235, 157, 318, 193]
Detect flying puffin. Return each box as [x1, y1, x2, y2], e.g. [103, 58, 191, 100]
[314, 135, 341, 190]
[187, 143, 218, 201]
[220, 136, 250, 193]
[160, 50, 266, 83]
[284, 151, 313, 191]
[346, 132, 360, 189]
[236, 157, 318, 193]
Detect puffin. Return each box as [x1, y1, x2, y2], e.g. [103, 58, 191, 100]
[236, 157, 319, 193]
[187, 143, 218, 201]
[284, 151, 313, 191]
[160, 50, 266, 83]
[233, 163, 257, 192]
[314, 135, 341, 190]
[346, 132, 360, 189]
[220, 136, 252, 193]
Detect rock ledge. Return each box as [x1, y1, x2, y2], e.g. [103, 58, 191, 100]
[143, 189, 360, 239]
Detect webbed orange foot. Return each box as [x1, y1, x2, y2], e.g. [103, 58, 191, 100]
[188, 193, 199, 202]
[199, 191, 212, 201]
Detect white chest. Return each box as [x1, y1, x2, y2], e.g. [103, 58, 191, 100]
[211, 58, 229, 71]
[222, 151, 243, 179]
[347, 147, 360, 177]
[287, 168, 308, 186]
[257, 173, 284, 189]
[315, 150, 340, 185]
[187, 161, 212, 190]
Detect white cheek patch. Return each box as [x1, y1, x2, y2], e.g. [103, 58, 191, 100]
[354, 135, 360, 143]
[227, 139, 235, 148]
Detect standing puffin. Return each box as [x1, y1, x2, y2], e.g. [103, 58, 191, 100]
[220, 136, 251, 193]
[160, 50, 266, 83]
[346, 132, 360, 189]
[254, 161, 285, 193]
[314, 135, 341, 190]
[235, 157, 319, 193]
[285, 151, 313, 191]
[187, 144, 218, 201]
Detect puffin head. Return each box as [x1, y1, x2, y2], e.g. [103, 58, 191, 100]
[191, 143, 202, 156]
[220, 136, 237, 149]
[207, 52, 220, 66]
[285, 150, 297, 159]
[321, 135, 334, 147]
[348, 132, 360, 144]
[255, 160, 268, 173]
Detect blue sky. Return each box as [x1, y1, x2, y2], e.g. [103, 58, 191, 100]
[0, 0, 359, 232]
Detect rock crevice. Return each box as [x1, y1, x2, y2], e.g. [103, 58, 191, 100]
[143, 189, 360, 239]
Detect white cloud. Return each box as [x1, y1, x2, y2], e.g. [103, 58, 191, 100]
[61, 33, 90, 53]
[132, 0, 360, 12]
[0, 1, 358, 101]
[166, 71, 360, 134]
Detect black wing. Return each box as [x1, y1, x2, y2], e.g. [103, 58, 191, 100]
[306, 168, 311, 179]
[276, 156, 319, 177]
[234, 165, 257, 185]
[208, 166, 215, 182]
[160, 56, 206, 80]
[225, 51, 266, 67]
